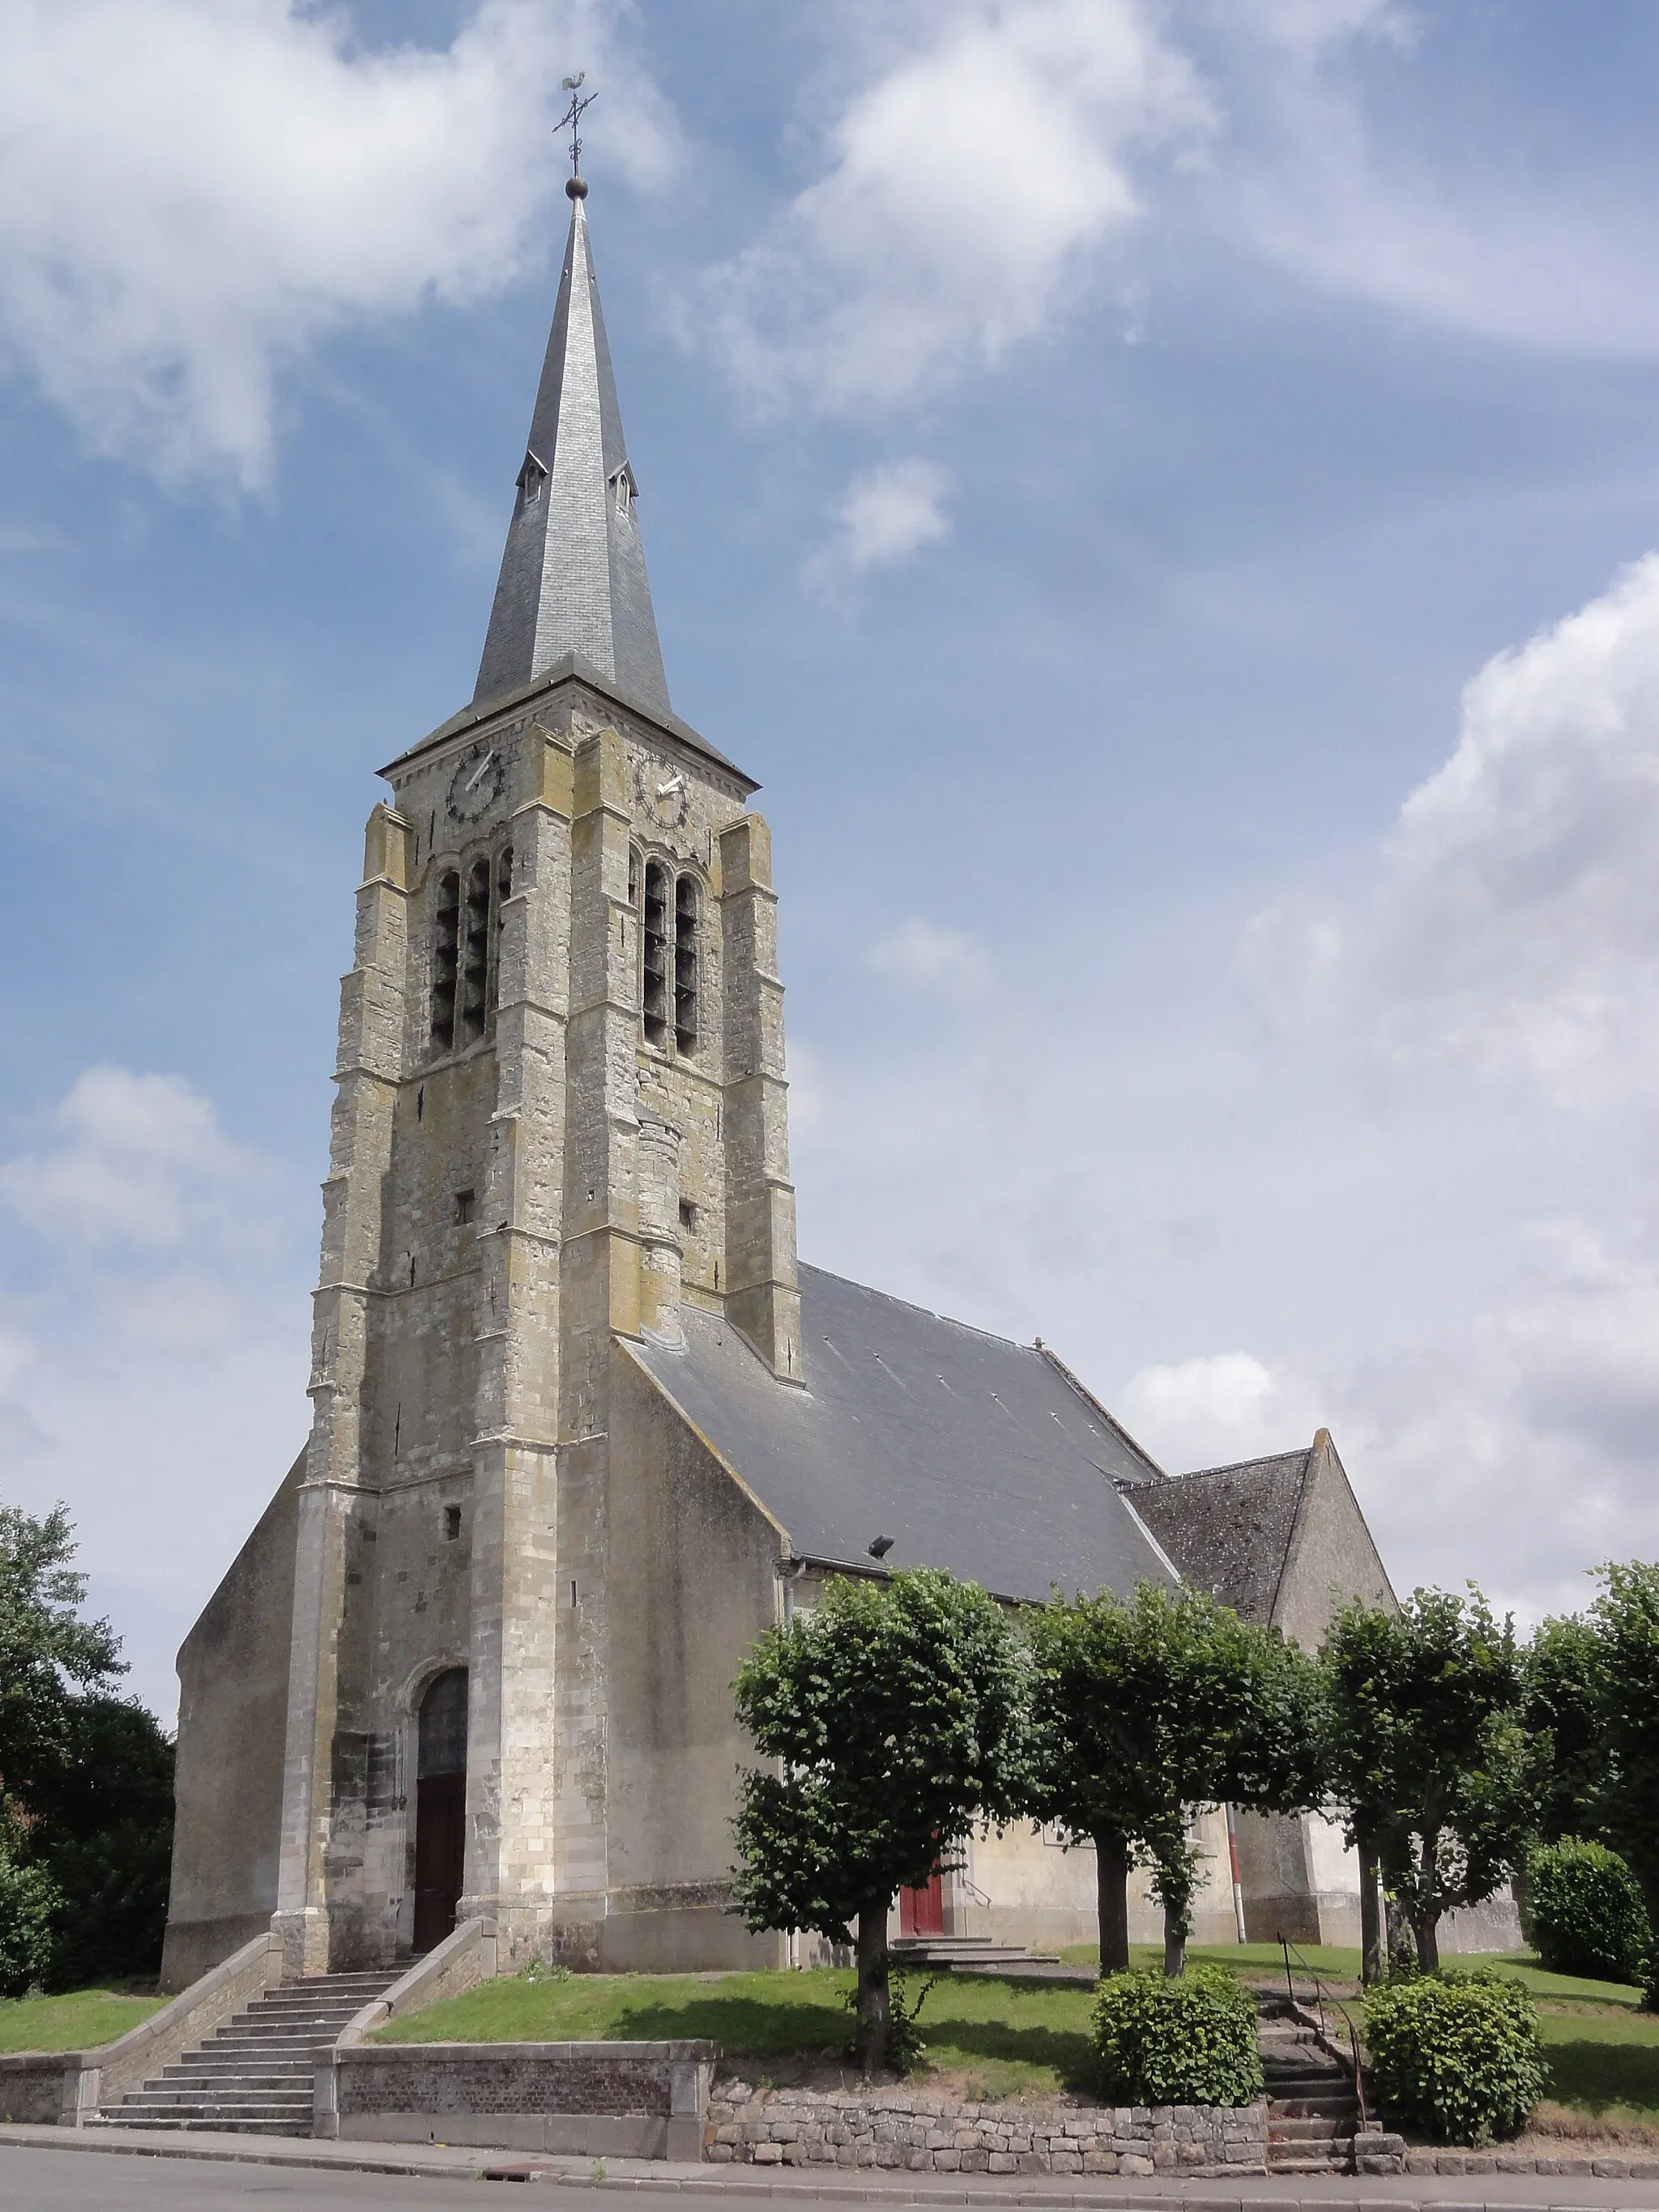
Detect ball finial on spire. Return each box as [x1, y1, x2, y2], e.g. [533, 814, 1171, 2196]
[566, 175, 587, 200]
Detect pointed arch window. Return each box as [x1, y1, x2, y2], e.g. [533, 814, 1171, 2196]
[430, 871, 460, 1051]
[517, 450, 547, 508]
[674, 874, 698, 1055]
[642, 859, 669, 1048]
[429, 845, 513, 1059]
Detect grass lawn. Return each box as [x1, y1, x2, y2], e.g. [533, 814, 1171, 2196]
[375, 1967, 1099, 2101]
[378, 1948, 1659, 2125]
[0, 1987, 167, 2055]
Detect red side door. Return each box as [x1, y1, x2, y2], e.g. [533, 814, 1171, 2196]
[899, 1867, 945, 1936]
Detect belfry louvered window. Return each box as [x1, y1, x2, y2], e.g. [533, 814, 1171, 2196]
[674, 875, 698, 1054]
[430, 872, 460, 1050]
[430, 847, 512, 1057]
[459, 859, 492, 1043]
[642, 860, 669, 1048]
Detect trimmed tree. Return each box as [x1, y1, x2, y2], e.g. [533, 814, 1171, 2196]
[1522, 1612, 1610, 1848]
[1024, 1579, 1324, 1975]
[730, 1567, 1029, 2073]
[1322, 1587, 1527, 1974]
[1589, 1560, 1659, 2007]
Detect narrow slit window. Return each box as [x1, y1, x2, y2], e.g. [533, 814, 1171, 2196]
[460, 858, 490, 1042]
[488, 845, 513, 1018]
[430, 871, 460, 1051]
[642, 859, 669, 1048]
[444, 1505, 462, 1541]
[674, 874, 698, 1055]
[454, 1189, 476, 1225]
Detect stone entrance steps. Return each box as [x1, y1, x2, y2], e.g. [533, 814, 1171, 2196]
[889, 1934, 1064, 1974]
[94, 1971, 402, 2136]
[1260, 2017, 1363, 2176]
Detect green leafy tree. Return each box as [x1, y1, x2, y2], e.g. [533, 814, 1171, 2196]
[1322, 1587, 1527, 1974]
[0, 1500, 175, 1988]
[32, 1697, 175, 1988]
[0, 1501, 123, 1818]
[1024, 1580, 1324, 1976]
[1521, 1613, 1609, 1847]
[730, 1568, 1028, 2074]
[1589, 1561, 1659, 2007]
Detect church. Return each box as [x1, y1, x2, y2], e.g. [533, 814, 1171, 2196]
[160, 176, 1423, 1993]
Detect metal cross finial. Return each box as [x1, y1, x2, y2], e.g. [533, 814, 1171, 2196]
[557, 71, 598, 185]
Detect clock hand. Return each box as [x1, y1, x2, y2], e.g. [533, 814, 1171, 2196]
[656, 774, 684, 799]
[465, 748, 497, 794]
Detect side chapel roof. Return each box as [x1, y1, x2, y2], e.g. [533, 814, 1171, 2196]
[1131, 1451, 1313, 1625]
[627, 1264, 1177, 1605]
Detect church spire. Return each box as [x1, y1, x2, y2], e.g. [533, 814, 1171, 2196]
[473, 176, 672, 720]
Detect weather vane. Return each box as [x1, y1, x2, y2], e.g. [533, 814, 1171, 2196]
[557, 72, 598, 192]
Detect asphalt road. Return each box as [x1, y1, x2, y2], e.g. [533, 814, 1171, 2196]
[10, 2144, 1659, 2212]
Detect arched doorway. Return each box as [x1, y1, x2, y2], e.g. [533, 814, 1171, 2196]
[413, 1667, 467, 1953]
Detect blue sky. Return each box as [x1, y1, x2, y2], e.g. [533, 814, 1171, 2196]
[5, 0, 1659, 1717]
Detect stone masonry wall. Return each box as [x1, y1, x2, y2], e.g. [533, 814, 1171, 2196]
[705, 2082, 1268, 2176]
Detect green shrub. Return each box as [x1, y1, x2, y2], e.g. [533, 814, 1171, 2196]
[1364, 1971, 1546, 2146]
[0, 1839, 60, 1997]
[1093, 1964, 1263, 2108]
[1525, 1839, 1651, 1985]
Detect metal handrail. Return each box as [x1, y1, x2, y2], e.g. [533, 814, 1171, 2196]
[1276, 1932, 1369, 2133]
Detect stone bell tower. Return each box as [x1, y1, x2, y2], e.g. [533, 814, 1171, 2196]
[271, 176, 800, 1975]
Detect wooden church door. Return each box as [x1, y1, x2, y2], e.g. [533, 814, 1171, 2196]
[899, 1869, 945, 1936]
[413, 1667, 468, 1953]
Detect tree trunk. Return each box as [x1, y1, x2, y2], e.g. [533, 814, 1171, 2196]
[1358, 1831, 1382, 1987]
[1414, 1826, 1441, 1975]
[1412, 1911, 1441, 1975]
[1631, 1863, 1659, 2011]
[1384, 1893, 1415, 1971]
[1162, 1915, 1187, 1978]
[855, 1899, 893, 2074]
[1096, 1832, 1131, 1975]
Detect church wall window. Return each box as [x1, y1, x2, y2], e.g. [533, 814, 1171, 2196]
[459, 858, 491, 1043]
[642, 859, 669, 1048]
[674, 873, 699, 1054]
[430, 871, 460, 1051]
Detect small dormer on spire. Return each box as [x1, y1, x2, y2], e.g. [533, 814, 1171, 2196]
[472, 173, 672, 720]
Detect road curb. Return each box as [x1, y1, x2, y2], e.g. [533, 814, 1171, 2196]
[6, 2125, 1659, 2210]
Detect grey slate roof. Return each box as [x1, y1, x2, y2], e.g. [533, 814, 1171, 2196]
[1130, 1451, 1313, 1625]
[629, 1264, 1175, 1605]
[473, 195, 672, 720]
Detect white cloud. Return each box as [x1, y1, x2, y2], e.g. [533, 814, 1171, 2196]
[1120, 1351, 1323, 1473]
[0, 1064, 267, 1250]
[808, 458, 952, 588]
[705, 0, 1212, 409]
[867, 916, 994, 1001]
[0, 0, 675, 486]
[0, 1066, 309, 1716]
[1250, 553, 1659, 1105]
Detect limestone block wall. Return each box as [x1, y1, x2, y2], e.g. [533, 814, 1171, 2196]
[707, 2083, 1269, 2176]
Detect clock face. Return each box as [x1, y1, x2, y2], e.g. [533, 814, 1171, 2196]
[447, 743, 505, 823]
[637, 760, 689, 830]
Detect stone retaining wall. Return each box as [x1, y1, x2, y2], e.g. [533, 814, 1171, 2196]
[1399, 2146, 1659, 2178]
[705, 2082, 1268, 2175]
[334, 2039, 717, 2158]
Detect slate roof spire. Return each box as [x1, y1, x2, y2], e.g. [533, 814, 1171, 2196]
[473, 176, 672, 719]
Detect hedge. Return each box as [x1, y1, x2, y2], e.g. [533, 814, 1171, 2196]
[1094, 1963, 1263, 2108]
[1363, 1970, 1546, 2146]
[1525, 1838, 1651, 1986]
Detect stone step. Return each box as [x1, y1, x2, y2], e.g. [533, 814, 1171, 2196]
[1270, 2116, 1352, 2142]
